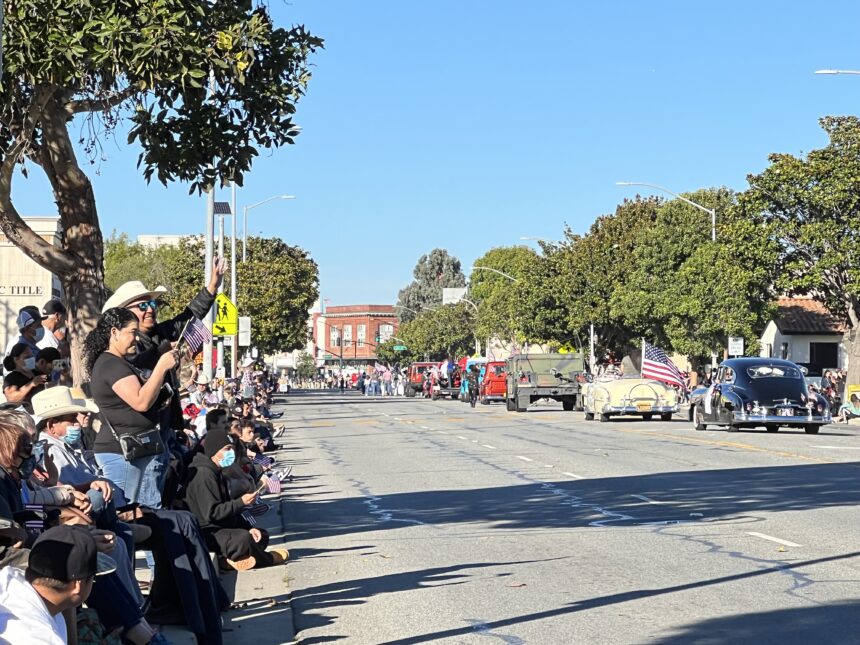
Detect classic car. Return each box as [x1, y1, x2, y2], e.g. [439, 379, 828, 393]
[479, 361, 507, 404]
[582, 365, 679, 422]
[691, 358, 831, 433]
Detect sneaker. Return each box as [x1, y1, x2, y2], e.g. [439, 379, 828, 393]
[269, 548, 289, 565]
[225, 555, 257, 571]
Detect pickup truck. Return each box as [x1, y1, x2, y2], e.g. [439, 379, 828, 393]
[505, 353, 585, 412]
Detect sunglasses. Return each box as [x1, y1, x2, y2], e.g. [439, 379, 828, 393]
[129, 300, 158, 312]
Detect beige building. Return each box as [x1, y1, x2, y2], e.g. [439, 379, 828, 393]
[0, 216, 63, 352]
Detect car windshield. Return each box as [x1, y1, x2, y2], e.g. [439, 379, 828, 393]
[491, 365, 505, 376]
[746, 365, 802, 379]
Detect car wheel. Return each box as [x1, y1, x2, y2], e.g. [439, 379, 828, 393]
[726, 424, 739, 432]
[431, 392, 439, 401]
[506, 397, 515, 411]
[562, 400, 574, 411]
[480, 396, 490, 405]
[516, 400, 528, 413]
[692, 405, 706, 431]
[765, 424, 779, 433]
[405, 387, 416, 398]
[599, 413, 610, 422]
[584, 412, 595, 421]
[661, 413, 673, 422]
[804, 424, 820, 434]
[642, 413, 653, 421]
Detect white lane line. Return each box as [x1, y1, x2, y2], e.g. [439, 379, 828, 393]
[457, 435, 468, 440]
[631, 494, 668, 505]
[812, 445, 860, 450]
[562, 472, 584, 479]
[516, 455, 534, 462]
[420, 426, 430, 430]
[482, 444, 497, 450]
[545, 464, 554, 469]
[747, 532, 803, 548]
[438, 431, 448, 434]
[472, 440, 479, 443]
[394, 417, 402, 421]
[383, 413, 390, 417]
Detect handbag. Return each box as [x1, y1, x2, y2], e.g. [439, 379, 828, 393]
[100, 412, 163, 462]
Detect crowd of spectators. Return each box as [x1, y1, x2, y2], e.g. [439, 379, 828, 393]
[0, 257, 292, 644]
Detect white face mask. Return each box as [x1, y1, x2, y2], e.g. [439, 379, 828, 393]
[23, 357, 36, 371]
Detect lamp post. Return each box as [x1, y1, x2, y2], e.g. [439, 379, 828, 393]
[242, 195, 295, 262]
[616, 181, 716, 242]
[470, 265, 519, 282]
[815, 69, 860, 75]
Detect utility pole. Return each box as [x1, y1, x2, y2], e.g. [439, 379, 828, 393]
[230, 182, 238, 378]
[202, 70, 216, 380]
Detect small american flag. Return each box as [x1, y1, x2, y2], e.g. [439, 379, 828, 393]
[253, 454, 274, 468]
[260, 475, 281, 495]
[182, 319, 212, 355]
[642, 341, 686, 390]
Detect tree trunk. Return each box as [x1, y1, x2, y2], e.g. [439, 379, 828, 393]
[843, 328, 860, 391]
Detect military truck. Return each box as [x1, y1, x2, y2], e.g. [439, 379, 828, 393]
[505, 353, 586, 412]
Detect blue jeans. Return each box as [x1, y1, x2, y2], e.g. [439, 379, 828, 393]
[95, 450, 165, 509]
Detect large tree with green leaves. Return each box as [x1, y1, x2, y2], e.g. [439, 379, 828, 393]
[0, 0, 322, 379]
[738, 115, 860, 381]
[104, 233, 318, 355]
[396, 249, 467, 323]
[392, 304, 475, 362]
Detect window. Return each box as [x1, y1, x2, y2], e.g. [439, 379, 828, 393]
[343, 325, 352, 343]
[746, 365, 802, 379]
[780, 342, 789, 360]
[330, 327, 340, 348]
[379, 324, 394, 343]
[357, 324, 366, 347]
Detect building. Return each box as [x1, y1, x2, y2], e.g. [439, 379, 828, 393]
[312, 304, 398, 368]
[1, 217, 63, 352]
[759, 296, 846, 372]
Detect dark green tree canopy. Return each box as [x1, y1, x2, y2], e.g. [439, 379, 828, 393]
[396, 249, 466, 322]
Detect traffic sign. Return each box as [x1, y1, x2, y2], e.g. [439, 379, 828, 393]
[393, 345, 407, 351]
[212, 293, 238, 336]
[728, 336, 744, 357]
[239, 316, 251, 346]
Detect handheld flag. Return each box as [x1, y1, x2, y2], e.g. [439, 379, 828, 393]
[181, 319, 212, 355]
[642, 341, 686, 390]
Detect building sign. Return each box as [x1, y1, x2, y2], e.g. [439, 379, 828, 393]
[0, 285, 44, 296]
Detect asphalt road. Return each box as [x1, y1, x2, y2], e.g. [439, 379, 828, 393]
[277, 390, 860, 645]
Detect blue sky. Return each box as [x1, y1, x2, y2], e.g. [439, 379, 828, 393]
[11, 1, 860, 305]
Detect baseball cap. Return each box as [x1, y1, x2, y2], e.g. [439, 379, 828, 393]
[28, 526, 116, 582]
[42, 300, 67, 316]
[16, 306, 45, 330]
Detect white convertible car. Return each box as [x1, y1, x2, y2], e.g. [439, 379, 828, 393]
[582, 371, 679, 422]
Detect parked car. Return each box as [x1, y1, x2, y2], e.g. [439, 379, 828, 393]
[582, 374, 679, 422]
[480, 361, 507, 404]
[691, 358, 831, 433]
[404, 362, 437, 398]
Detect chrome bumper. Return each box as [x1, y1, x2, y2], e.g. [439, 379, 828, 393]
[603, 404, 680, 414]
[732, 411, 831, 424]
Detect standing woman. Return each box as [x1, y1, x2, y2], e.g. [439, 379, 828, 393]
[2, 342, 47, 406]
[84, 308, 177, 508]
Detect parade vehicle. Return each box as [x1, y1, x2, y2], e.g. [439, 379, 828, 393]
[479, 361, 507, 404]
[691, 357, 832, 433]
[458, 357, 488, 401]
[505, 353, 585, 412]
[582, 358, 679, 422]
[403, 362, 437, 398]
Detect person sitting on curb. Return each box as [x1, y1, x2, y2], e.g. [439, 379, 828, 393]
[838, 392, 860, 423]
[183, 427, 288, 571]
[0, 525, 116, 644]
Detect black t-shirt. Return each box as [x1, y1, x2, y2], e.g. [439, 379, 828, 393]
[2, 370, 42, 402]
[91, 353, 158, 454]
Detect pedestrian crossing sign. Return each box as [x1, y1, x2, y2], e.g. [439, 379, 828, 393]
[213, 293, 238, 336]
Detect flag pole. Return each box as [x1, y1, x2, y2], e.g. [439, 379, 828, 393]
[641, 337, 646, 377]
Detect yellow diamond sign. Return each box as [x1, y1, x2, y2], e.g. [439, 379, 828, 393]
[212, 293, 238, 336]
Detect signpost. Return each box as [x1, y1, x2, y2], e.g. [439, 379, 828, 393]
[239, 316, 251, 347]
[393, 345, 407, 351]
[212, 293, 238, 336]
[728, 336, 744, 357]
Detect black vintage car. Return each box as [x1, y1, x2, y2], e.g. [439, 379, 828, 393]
[691, 358, 831, 434]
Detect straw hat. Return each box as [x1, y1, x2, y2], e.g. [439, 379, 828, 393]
[31, 387, 90, 426]
[69, 387, 100, 414]
[195, 374, 211, 386]
[102, 281, 168, 313]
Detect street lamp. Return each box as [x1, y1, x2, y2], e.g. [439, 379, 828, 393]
[616, 181, 716, 242]
[470, 265, 519, 282]
[242, 195, 295, 262]
[519, 236, 548, 242]
[815, 69, 860, 75]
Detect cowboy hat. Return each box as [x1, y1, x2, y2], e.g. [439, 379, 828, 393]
[241, 358, 255, 368]
[102, 281, 168, 313]
[195, 374, 211, 386]
[31, 387, 90, 426]
[69, 387, 100, 414]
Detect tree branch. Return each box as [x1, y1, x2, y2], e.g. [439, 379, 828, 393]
[64, 84, 141, 115]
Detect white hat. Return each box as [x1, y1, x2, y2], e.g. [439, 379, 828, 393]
[102, 281, 168, 313]
[242, 358, 255, 368]
[31, 387, 90, 426]
[69, 387, 100, 414]
[195, 374, 211, 386]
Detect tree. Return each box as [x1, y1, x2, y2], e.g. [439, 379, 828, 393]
[104, 233, 319, 355]
[395, 304, 475, 361]
[396, 249, 466, 323]
[738, 115, 860, 382]
[295, 352, 316, 381]
[0, 1, 322, 380]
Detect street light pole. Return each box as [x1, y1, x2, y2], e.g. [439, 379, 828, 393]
[616, 181, 716, 242]
[242, 195, 295, 262]
[470, 266, 519, 282]
[815, 69, 860, 75]
[230, 182, 238, 378]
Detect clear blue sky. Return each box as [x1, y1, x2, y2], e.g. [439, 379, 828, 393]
[11, 1, 860, 305]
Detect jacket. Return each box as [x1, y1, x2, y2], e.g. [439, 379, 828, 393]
[184, 452, 247, 531]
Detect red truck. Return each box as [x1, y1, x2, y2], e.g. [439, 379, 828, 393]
[479, 361, 507, 404]
[404, 362, 438, 398]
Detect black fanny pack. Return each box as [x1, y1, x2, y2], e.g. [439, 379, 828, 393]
[100, 414, 163, 462]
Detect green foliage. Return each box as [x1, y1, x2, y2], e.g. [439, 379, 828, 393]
[394, 304, 475, 362]
[295, 352, 316, 380]
[104, 233, 318, 355]
[469, 246, 538, 342]
[396, 249, 466, 322]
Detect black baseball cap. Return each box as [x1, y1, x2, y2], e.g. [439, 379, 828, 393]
[42, 300, 67, 316]
[28, 526, 116, 582]
[204, 428, 233, 457]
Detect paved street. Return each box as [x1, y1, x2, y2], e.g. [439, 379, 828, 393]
[278, 390, 860, 645]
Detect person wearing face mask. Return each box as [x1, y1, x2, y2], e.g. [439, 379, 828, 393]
[37, 299, 69, 356]
[3, 305, 46, 363]
[183, 428, 288, 571]
[3, 342, 48, 406]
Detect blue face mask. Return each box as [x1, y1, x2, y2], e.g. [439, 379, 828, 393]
[218, 449, 235, 468]
[33, 327, 45, 343]
[63, 425, 82, 446]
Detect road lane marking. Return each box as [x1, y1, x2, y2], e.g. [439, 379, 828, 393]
[472, 440, 479, 443]
[438, 431, 448, 434]
[482, 444, 497, 449]
[516, 456, 533, 462]
[811, 445, 860, 450]
[747, 532, 802, 548]
[562, 472, 584, 479]
[420, 426, 430, 430]
[457, 436, 468, 440]
[545, 464, 554, 468]
[631, 494, 668, 505]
